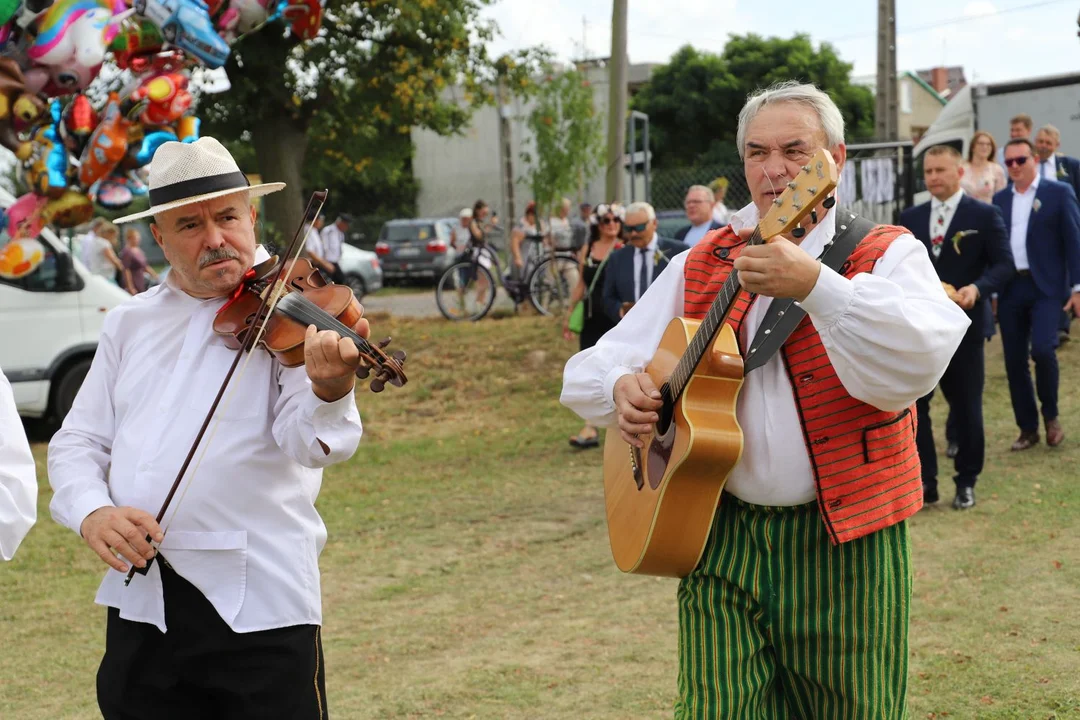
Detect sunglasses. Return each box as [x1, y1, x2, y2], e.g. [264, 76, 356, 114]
[599, 216, 620, 225]
[625, 222, 649, 233]
[1004, 157, 1029, 167]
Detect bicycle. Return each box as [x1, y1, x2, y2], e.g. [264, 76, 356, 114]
[434, 235, 580, 321]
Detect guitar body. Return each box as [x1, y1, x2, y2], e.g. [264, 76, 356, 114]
[603, 317, 745, 577]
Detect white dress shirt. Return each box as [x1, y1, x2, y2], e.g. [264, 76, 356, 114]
[632, 235, 660, 301]
[1009, 174, 1040, 271]
[319, 224, 345, 264]
[305, 225, 324, 258]
[561, 203, 970, 506]
[1041, 155, 1057, 181]
[1, 367, 37, 561]
[681, 221, 714, 247]
[930, 188, 964, 241]
[48, 248, 363, 633]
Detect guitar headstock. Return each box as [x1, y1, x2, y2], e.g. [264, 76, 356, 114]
[757, 148, 840, 239]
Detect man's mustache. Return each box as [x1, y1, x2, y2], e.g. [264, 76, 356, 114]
[198, 248, 239, 268]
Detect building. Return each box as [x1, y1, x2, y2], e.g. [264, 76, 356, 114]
[916, 66, 968, 100]
[852, 70, 948, 143]
[410, 60, 658, 221]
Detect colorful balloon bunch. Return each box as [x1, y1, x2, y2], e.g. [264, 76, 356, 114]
[0, 0, 323, 248]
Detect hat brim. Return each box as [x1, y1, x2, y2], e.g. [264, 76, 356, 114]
[113, 182, 286, 224]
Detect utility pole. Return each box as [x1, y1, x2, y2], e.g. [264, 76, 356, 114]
[495, 71, 515, 229]
[605, 0, 628, 202]
[875, 0, 898, 141]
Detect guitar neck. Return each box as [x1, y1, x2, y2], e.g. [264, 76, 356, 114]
[666, 226, 763, 401]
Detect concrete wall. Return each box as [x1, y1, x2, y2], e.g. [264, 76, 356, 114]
[411, 62, 657, 221]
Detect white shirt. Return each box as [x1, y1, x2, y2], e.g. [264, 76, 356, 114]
[930, 188, 964, 240]
[681, 221, 714, 247]
[1041, 155, 1058, 181]
[80, 230, 99, 268]
[305, 225, 324, 259]
[87, 235, 117, 280]
[712, 203, 731, 226]
[1009, 174, 1040, 271]
[1, 367, 37, 561]
[319, 224, 345, 264]
[451, 224, 472, 251]
[561, 203, 970, 506]
[632, 235, 660, 301]
[47, 248, 363, 633]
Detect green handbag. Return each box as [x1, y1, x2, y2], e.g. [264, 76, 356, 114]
[568, 248, 612, 334]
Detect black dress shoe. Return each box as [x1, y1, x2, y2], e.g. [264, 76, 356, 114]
[922, 483, 939, 504]
[953, 487, 975, 510]
[946, 442, 959, 459]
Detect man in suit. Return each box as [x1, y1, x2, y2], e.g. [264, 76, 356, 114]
[602, 201, 688, 323]
[994, 138, 1080, 450]
[673, 185, 723, 246]
[900, 145, 1014, 509]
[1034, 124, 1080, 341]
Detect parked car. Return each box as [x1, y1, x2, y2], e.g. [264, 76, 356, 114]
[338, 242, 382, 299]
[656, 210, 688, 240]
[0, 188, 132, 422]
[374, 218, 456, 284]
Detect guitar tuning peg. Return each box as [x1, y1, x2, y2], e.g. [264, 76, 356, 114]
[802, 165, 810, 173]
[792, 227, 806, 239]
[822, 196, 836, 209]
[786, 181, 797, 189]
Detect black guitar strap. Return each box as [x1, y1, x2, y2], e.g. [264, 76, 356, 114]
[742, 209, 877, 374]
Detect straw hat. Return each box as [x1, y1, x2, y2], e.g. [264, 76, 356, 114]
[113, 137, 284, 223]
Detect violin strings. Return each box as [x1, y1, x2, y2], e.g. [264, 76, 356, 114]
[278, 292, 378, 356]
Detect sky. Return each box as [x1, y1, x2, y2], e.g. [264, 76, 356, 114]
[481, 0, 1080, 85]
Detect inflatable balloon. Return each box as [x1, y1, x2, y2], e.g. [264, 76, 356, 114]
[4, 191, 48, 238]
[77, 91, 129, 187]
[42, 187, 93, 227]
[23, 99, 69, 198]
[0, 237, 47, 279]
[0, 57, 47, 160]
[130, 71, 191, 126]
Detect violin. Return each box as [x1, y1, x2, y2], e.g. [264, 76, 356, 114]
[213, 254, 407, 392]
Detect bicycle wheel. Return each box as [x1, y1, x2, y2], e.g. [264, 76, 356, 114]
[528, 256, 580, 316]
[435, 262, 497, 321]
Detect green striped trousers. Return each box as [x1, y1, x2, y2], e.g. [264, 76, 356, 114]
[675, 494, 911, 719]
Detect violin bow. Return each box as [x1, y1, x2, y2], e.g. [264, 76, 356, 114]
[126, 190, 328, 585]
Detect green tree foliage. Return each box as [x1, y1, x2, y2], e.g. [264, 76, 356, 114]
[198, 0, 524, 245]
[632, 35, 875, 169]
[519, 66, 605, 223]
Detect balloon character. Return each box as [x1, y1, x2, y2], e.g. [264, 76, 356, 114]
[0, 57, 47, 160]
[23, 99, 69, 198]
[24, 0, 126, 95]
[78, 91, 129, 188]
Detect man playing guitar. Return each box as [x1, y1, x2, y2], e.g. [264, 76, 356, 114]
[561, 82, 970, 717]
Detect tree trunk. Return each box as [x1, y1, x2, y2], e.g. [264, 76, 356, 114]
[251, 114, 310, 252]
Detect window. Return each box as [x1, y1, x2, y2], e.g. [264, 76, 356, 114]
[900, 80, 912, 114]
[0, 233, 82, 293]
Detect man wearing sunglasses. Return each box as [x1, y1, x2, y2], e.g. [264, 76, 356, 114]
[601, 202, 688, 322]
[993, 138, 1080, 450]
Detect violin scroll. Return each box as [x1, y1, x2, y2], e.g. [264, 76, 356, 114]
[356, 336, 407, 393]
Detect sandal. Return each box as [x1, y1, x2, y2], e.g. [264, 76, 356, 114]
[569, 434, 599, 448]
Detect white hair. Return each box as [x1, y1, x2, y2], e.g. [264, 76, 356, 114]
[685, 185, 713, 202]
[736, 81, 845, 159]
[1038, 124, 1060, 142]
[625, 201, 656, 221]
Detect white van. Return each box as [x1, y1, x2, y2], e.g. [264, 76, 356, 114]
[0, 187, 131, 421]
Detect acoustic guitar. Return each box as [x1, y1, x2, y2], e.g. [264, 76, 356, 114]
[602, 149, 840, 577]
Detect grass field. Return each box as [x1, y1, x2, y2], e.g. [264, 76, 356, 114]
[2, 313, 1079, 719]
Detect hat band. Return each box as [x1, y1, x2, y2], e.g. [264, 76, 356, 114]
[148, 171, 250, 208]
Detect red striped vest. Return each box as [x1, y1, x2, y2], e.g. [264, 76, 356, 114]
[684, 224, 922, 544]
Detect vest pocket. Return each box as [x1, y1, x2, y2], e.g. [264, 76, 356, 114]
[862, 408, 914, 464]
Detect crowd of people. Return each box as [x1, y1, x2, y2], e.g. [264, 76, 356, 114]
[77, 218, 159, 296]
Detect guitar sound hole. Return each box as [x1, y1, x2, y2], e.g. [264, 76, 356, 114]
[655, 383, 674, 436]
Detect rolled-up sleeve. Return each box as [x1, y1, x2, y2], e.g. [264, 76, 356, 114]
[561, 252, 688, 426]
[272, 366, 363, 468]
[1, 369, 37, 560]
[799, 234, 971, 412]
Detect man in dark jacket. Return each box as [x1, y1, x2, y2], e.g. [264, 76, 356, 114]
[900, 145, 1014, 510]
[602, 201, 688, 323]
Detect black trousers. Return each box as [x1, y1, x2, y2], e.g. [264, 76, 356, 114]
[97, 557, 327, 720]
[329, 262, 347, 285]
[916, 327, 985, 491]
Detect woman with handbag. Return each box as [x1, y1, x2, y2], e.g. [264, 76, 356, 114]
[563, 202, 624, 448]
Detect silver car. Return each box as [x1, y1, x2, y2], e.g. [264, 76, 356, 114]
[338, 243, 383, 299]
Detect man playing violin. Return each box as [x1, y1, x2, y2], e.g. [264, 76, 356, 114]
[562, 82, 970, 717]
[47, 137, 367, 719]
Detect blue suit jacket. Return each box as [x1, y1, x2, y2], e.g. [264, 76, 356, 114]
[993, 178, 1080, 299]
[1050, 153, 1080, 199]
[602, 236, 689, 323]
[900, 194, 1014, 340]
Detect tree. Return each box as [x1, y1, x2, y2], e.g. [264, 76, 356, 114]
[519, 66, 605, 225]
[199, 0, 507, 245]
[632, 35, 875, 169]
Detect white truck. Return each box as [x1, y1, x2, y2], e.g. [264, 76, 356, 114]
[0, 187, 131, 422]
[912, 71, 1080, 202]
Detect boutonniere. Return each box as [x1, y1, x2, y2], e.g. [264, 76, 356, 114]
[1033, 198, 1042, 213]
[653, 248, 664, 265]
[950, 229, 978, 255]
[1058, 165, 1068, 180]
